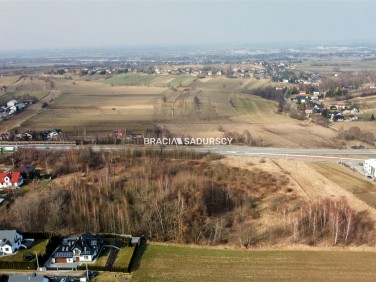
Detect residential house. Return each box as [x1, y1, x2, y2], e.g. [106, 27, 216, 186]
[7, 100, 18, 108]
[305, 106, 313, 115]
[51, 232, 103, 263]
[12, 165, 36, 179]
[296, 93, 311, 103]
[0, 172, 23, 188]
[0, 230, 23, 254]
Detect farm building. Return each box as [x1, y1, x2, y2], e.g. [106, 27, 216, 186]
[364, 159, 376, 177]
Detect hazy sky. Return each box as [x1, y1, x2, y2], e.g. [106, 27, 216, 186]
[0, 0, 375, 51]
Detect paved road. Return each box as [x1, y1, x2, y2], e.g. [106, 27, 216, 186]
[6, 143, 376, 163]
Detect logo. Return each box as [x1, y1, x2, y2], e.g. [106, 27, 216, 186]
[143, 137, 233, 146]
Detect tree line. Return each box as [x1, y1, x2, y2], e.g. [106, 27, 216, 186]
[0, 148, 374, 247]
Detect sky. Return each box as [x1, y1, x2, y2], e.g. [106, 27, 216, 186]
[0, 0, 376, 51]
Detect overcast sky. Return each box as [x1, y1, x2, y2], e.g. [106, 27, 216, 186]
[0, 0, 375, 51]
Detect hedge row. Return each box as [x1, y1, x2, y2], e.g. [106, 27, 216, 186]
[23, 232, 60, 239]
[100, 234, 131, 244]
[0, 261, 36, 270]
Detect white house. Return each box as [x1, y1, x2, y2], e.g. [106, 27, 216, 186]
[0, 230, 23, 254]
[364, 159, 376, 177]
[6, 100, 18, 108]
[0, 172, 23, 188]
[51, 232, 103, 263]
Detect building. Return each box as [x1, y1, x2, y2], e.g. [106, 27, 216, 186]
[7, 100, 18, 108]
[0, 230, 23, 254]
[0, 172, 23, 188]
[12, 164, 36, 179]
[364, 159, 376, 177]
[51, 232, 103, 263]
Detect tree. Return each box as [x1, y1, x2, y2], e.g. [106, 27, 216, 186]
[371, 114, 375, 121]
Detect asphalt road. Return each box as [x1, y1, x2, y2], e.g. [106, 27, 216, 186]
[6, 143, 375, 163]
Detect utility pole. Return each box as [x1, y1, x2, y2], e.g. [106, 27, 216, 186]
[86, 263, 89, 281]
[35, 251, 39, 270]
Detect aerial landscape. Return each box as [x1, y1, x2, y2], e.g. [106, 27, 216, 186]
[1, 0, 376, 281]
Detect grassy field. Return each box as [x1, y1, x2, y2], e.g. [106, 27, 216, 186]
[130, 243, 376, 282]
[309, 162, 376, 207]
[104, 73, 158, 86]
[168, 76, 196, 88]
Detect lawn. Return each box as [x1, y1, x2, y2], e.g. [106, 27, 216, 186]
[131, 243, 376, 282]
[0, 239, 48, 262]
[92, 245, 135, 270]
[92, 247, 111, 267]
[113, 246, 135, 269]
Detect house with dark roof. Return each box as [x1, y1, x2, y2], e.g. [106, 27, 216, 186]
[0, 172, 23, 188]
[51, 232, 103, 263]
[0, 230, 23, 254]
[11, 165, 36, 179]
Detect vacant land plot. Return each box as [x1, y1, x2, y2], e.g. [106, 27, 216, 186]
[19, 81, 166, 132]
[309, 162, 376, 207]
[131, 243, 376, 282]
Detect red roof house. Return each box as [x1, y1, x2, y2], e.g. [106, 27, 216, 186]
[0, 172, 23, 189]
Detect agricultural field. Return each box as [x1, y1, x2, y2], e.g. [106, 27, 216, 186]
[104, 73, 159, 86]
[131, 243, 376, 282]
[167, 76, 196, 88]
[19, 80, 166, 133]
[0, 73, 352, 148]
